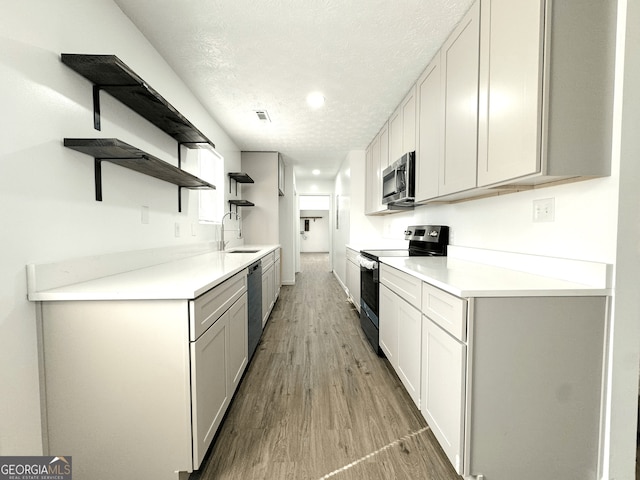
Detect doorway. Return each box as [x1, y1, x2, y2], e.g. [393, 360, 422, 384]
[297, 194, 332, 272]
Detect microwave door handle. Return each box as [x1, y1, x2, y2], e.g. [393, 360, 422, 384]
[396, 164, 406, 190]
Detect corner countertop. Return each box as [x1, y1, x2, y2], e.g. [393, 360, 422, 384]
[380, 255, 611, 298]
[29, 245, 280, 302]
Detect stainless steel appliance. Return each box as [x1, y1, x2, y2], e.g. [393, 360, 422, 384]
[247, 260, 262, 360]
[359, 225, 449, 355]
[381, 151, 415, 207]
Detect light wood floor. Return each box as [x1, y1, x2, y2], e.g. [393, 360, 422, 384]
[192, 253, 460, 480]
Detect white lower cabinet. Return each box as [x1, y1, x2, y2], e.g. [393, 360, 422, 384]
[345, 247, 361, 312]
[274, 249, 281, 298]
[396, 298, 422, 406]
[262, 262, 274, 327]
[376, 265, 608, 480]
[379, 284, 398, 364]
[421, 316, 466, 474]
[40, 270, 250, 480]
[261, 251, 278, 327]
[228, 292, 248, 393]
[190, 308, 230, 468]
[191, 291, 248, 468]
[379, 281, 422, 408]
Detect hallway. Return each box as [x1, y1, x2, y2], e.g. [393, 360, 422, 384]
[194, 253, 460, 479]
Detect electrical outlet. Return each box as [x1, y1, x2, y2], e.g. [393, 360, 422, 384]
[141, 206, 149, 224]
[174, 222, 181, 237]
[191, 223, 197, 236]
[533, 198, 555, 222]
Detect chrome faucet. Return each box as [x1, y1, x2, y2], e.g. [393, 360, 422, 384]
[220, 211, 241, 250]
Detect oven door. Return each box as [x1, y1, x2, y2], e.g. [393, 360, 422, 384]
[359, 256, 379, 315]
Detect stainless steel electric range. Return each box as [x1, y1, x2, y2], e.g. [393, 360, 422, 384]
[359, 225, 449, 355]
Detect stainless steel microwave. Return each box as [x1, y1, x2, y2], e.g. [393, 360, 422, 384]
[382, 151, 415, 207]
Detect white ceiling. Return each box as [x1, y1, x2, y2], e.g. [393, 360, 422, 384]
[113, 0, 474, 181]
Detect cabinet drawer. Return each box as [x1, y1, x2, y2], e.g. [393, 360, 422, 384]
[190, 270, 247, 341]
[380, 264, 421, 309]
[422, 283, 467, 342]
[261, 251, 275, 269]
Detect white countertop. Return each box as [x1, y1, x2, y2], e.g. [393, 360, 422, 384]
[381, 256, 610, 298]
[29, 245, 279, 301]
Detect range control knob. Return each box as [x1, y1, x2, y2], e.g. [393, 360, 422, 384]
[428, 230, 438, 237]
[404, 230, 412, 235]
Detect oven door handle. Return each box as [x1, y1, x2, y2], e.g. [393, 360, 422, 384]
[357, 255, 377, 270]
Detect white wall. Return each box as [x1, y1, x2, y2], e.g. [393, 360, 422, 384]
[607, 0, 640, 476]
[332, 151, 356, 289]
[241, 152, 279, 244]
[0, 1, 242, 454]
[300, 210, 329, 252]
[278, 160, 296, 285]
[295, 179, 335, 195]
[379, 176, 618, 263]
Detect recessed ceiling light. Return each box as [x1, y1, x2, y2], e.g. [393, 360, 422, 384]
[306, 92, 325, 109]
[312, 169, 321, 175]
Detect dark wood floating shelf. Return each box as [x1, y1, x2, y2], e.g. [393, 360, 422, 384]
[228, 200, 255, 207]
[61, 54, 215, 149]
[64, 138, 215, 211]
[228, 173, 254, 183]
[228, 172, 254, 195]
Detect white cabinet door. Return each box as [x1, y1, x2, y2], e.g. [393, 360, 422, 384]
[421, 317, 466, 474]
[381, 282, 422, 408]
[261, 267, 270, 327]
[389, 105, 403, 162]
[190, 314, 229, 469]
[396, 297, 422, 407]
[275, 257, 281, 298]
[379, 284, 398, 365]
[415, 53, 442, 202]
[364, 143, 374, 214]
[365, 123, 390, 215]
[439, 0, 480, 196]
[389, 86, 417, 163]
[228, 293, 248, 395]
[402, 86, 416, 156]
[262, 263, 275, 327]
[477, 0, 544, 186]
[379, 120, 390, 171]
[346, 258, 361, 312]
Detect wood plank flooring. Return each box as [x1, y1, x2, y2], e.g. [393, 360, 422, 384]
[192, 253, 461, 480]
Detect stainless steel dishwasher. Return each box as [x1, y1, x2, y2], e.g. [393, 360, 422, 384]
[247, 260, 262, 360]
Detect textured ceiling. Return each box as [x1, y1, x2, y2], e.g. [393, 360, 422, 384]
[113, 0, 474, 180]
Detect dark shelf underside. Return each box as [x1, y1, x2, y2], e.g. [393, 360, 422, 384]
[61, 54, 214, 148]
[228, 172, 255, 184]
[64, 138, 215, 189]
[228, 200, 255, 207]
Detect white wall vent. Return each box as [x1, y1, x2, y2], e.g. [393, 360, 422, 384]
[254, 110, 271, 122]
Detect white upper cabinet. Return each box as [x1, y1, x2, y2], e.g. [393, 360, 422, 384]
[366, 0, 614, 206]
[389, 86, 417, 164]
[379, 121, 390, 170]
[365, 122, 393, 215]
[415, 53, 442, 202]
[477, 0, 615, 187]
[439, 1, 480, 196]
[477, 0, 544, 186]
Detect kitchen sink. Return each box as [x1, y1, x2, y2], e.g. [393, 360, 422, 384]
[228, 250, 260, 253]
